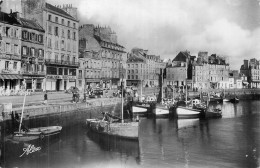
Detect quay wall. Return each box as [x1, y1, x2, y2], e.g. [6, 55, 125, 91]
[0, 98, 121, 135]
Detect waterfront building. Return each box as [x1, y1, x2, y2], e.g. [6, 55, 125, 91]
[192, 53, 230, 90]
[21, 1, 79, 91]
[166, 51, 194, 89]
[240, 59, 260, 88]
[0, 11, 23, 92]
[79, 24, 125, 90]
[193, 53, 230, 90]
[126, 48, 164, 88]
[19, 16, 45, 91]
[228, 70, 247, 89]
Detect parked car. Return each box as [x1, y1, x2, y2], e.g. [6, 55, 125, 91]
[89, 89, 103, 98]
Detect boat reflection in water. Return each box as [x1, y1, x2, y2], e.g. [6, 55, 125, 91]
[176, 119, 200, 168]
[86, 130, 141, 164]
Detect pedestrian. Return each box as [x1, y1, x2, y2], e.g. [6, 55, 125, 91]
[44, 91, 48, 105]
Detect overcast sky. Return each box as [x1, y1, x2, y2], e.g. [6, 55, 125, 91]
[48, 0, 259, 69]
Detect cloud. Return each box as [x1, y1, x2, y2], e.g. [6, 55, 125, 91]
[78, 0, 260, 69]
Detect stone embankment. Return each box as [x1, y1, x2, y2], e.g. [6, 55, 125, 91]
[0, 98, 121, 134]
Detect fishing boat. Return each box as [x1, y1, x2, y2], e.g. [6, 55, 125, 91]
[176, 58, 202, 119]
[205, 108, 222, 118]
[230, 97, 239, 103]
[9, 92, 62, 142]
[152, 104, 169, 117]
[86, 81, 139, 140]
[132, 105, 148, 116]
[152, 69, 170, 117]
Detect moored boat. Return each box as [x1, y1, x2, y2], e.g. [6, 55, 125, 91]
[13, 126, 62, 140]
[86, 118, 139, 140]
[176, 106, 201, 119]
[152, 104, 169, 117]
[230, 97, 239, 103]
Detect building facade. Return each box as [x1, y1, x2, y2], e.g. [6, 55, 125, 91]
[240, 59, 260, 88]
[19, 17, 45, 91]
[21, 1, 79, 91]
[79, 24, 125, 90]
[192, 53, 230, 90]
[0, 11, 23, 93]
[126, 48, 164, 88]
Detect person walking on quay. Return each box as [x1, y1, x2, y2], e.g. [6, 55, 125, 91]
[44, 91, 48, 105]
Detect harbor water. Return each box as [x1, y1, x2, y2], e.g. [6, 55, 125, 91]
[1, 100, 260, 168]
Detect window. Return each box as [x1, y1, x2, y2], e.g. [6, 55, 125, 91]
[68, 21, 70, 27]
[136, 75, 138, 79]
[6, 43, 11, 53]
[55, 40, 59, 49]
[73, 23, 76, 28]
[79, 70, 82, 78]
[30, 48, 35, 57]
[47, 67, 57, 75]
[5, 61, 9, 70]
[62, 19, 64, 25]
[55, 17, 58, 23]
[48, 14, 52, 21]
[22, 46, 27, 55]
[128, 75, 130, 79]
[61, 40, 65, 50]
[72, 57, 76, 64]
[55, 27, 59, 36]
[67, 30, 70, 39]
[55, 54, 58, 62]
[48, 25, 52, 34]
[48, 38, 52, 48]
[73, 32, 76, 40]
[38, 35, 43, 43]
[39, 49, 43, 57]
[62, 29, 64, 37]
[69, 69, 76, 76]
[58, 68, 63, 75]
[14, 45, 19, 54]
[64, 68, 68, 75]
[13, 62, 17, 70]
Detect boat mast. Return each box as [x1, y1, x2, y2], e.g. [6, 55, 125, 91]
[161, 68, 163, 104]
[140, 79, 142, 102]
[18, 92, 27, 133]
[185, 57, 188, 105]
[121, 62, 124, 123]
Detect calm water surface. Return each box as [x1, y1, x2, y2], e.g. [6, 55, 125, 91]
[1, 100, 260, 168]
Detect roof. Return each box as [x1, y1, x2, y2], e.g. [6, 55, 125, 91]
[0, 12, 21, 26]
[45, 3, 77, 21]
[127, 54, 145, 63]
[20, 18, 44, 32]
[172, 51, 190, 62]
[94, 35, 125, 49]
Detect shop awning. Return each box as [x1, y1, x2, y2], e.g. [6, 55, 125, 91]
[0, 74, 23, 80]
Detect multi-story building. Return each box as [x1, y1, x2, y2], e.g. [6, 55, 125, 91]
[126, 48, 164, 88]
[19, 17, 45, 91]
[79, 24, 125, 90]
[166, 51, 194, 89]
[21, 1, 79, 91]
[240, 59, 260, 88]
[192, 53, 230, 90]
[0, 11, 23, 91]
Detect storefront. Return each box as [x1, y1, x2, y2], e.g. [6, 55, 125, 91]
[22, 75, 45, 91]
[85, 78, 101, 89]
[0, 74, 23, 90]
[46, 75, 77, 91]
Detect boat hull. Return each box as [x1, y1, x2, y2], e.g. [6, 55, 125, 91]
[86, 119, 139, 140]
[132, 106, 148, 116]
[152, 106, 169, 117]
[176, 106, 201, 119]
[13, 126, 62, 141]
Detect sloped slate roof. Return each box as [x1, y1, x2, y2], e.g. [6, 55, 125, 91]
[20, 18, 44, 32]
[127, 54, 145, 62]
[94, 35, 125, 48]
[173, 51, 190, 62]
[45, 3, 77, 21]
[0, 12, 21, 26]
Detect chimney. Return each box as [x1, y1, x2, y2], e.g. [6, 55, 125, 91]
[244, 60, 248, 69]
